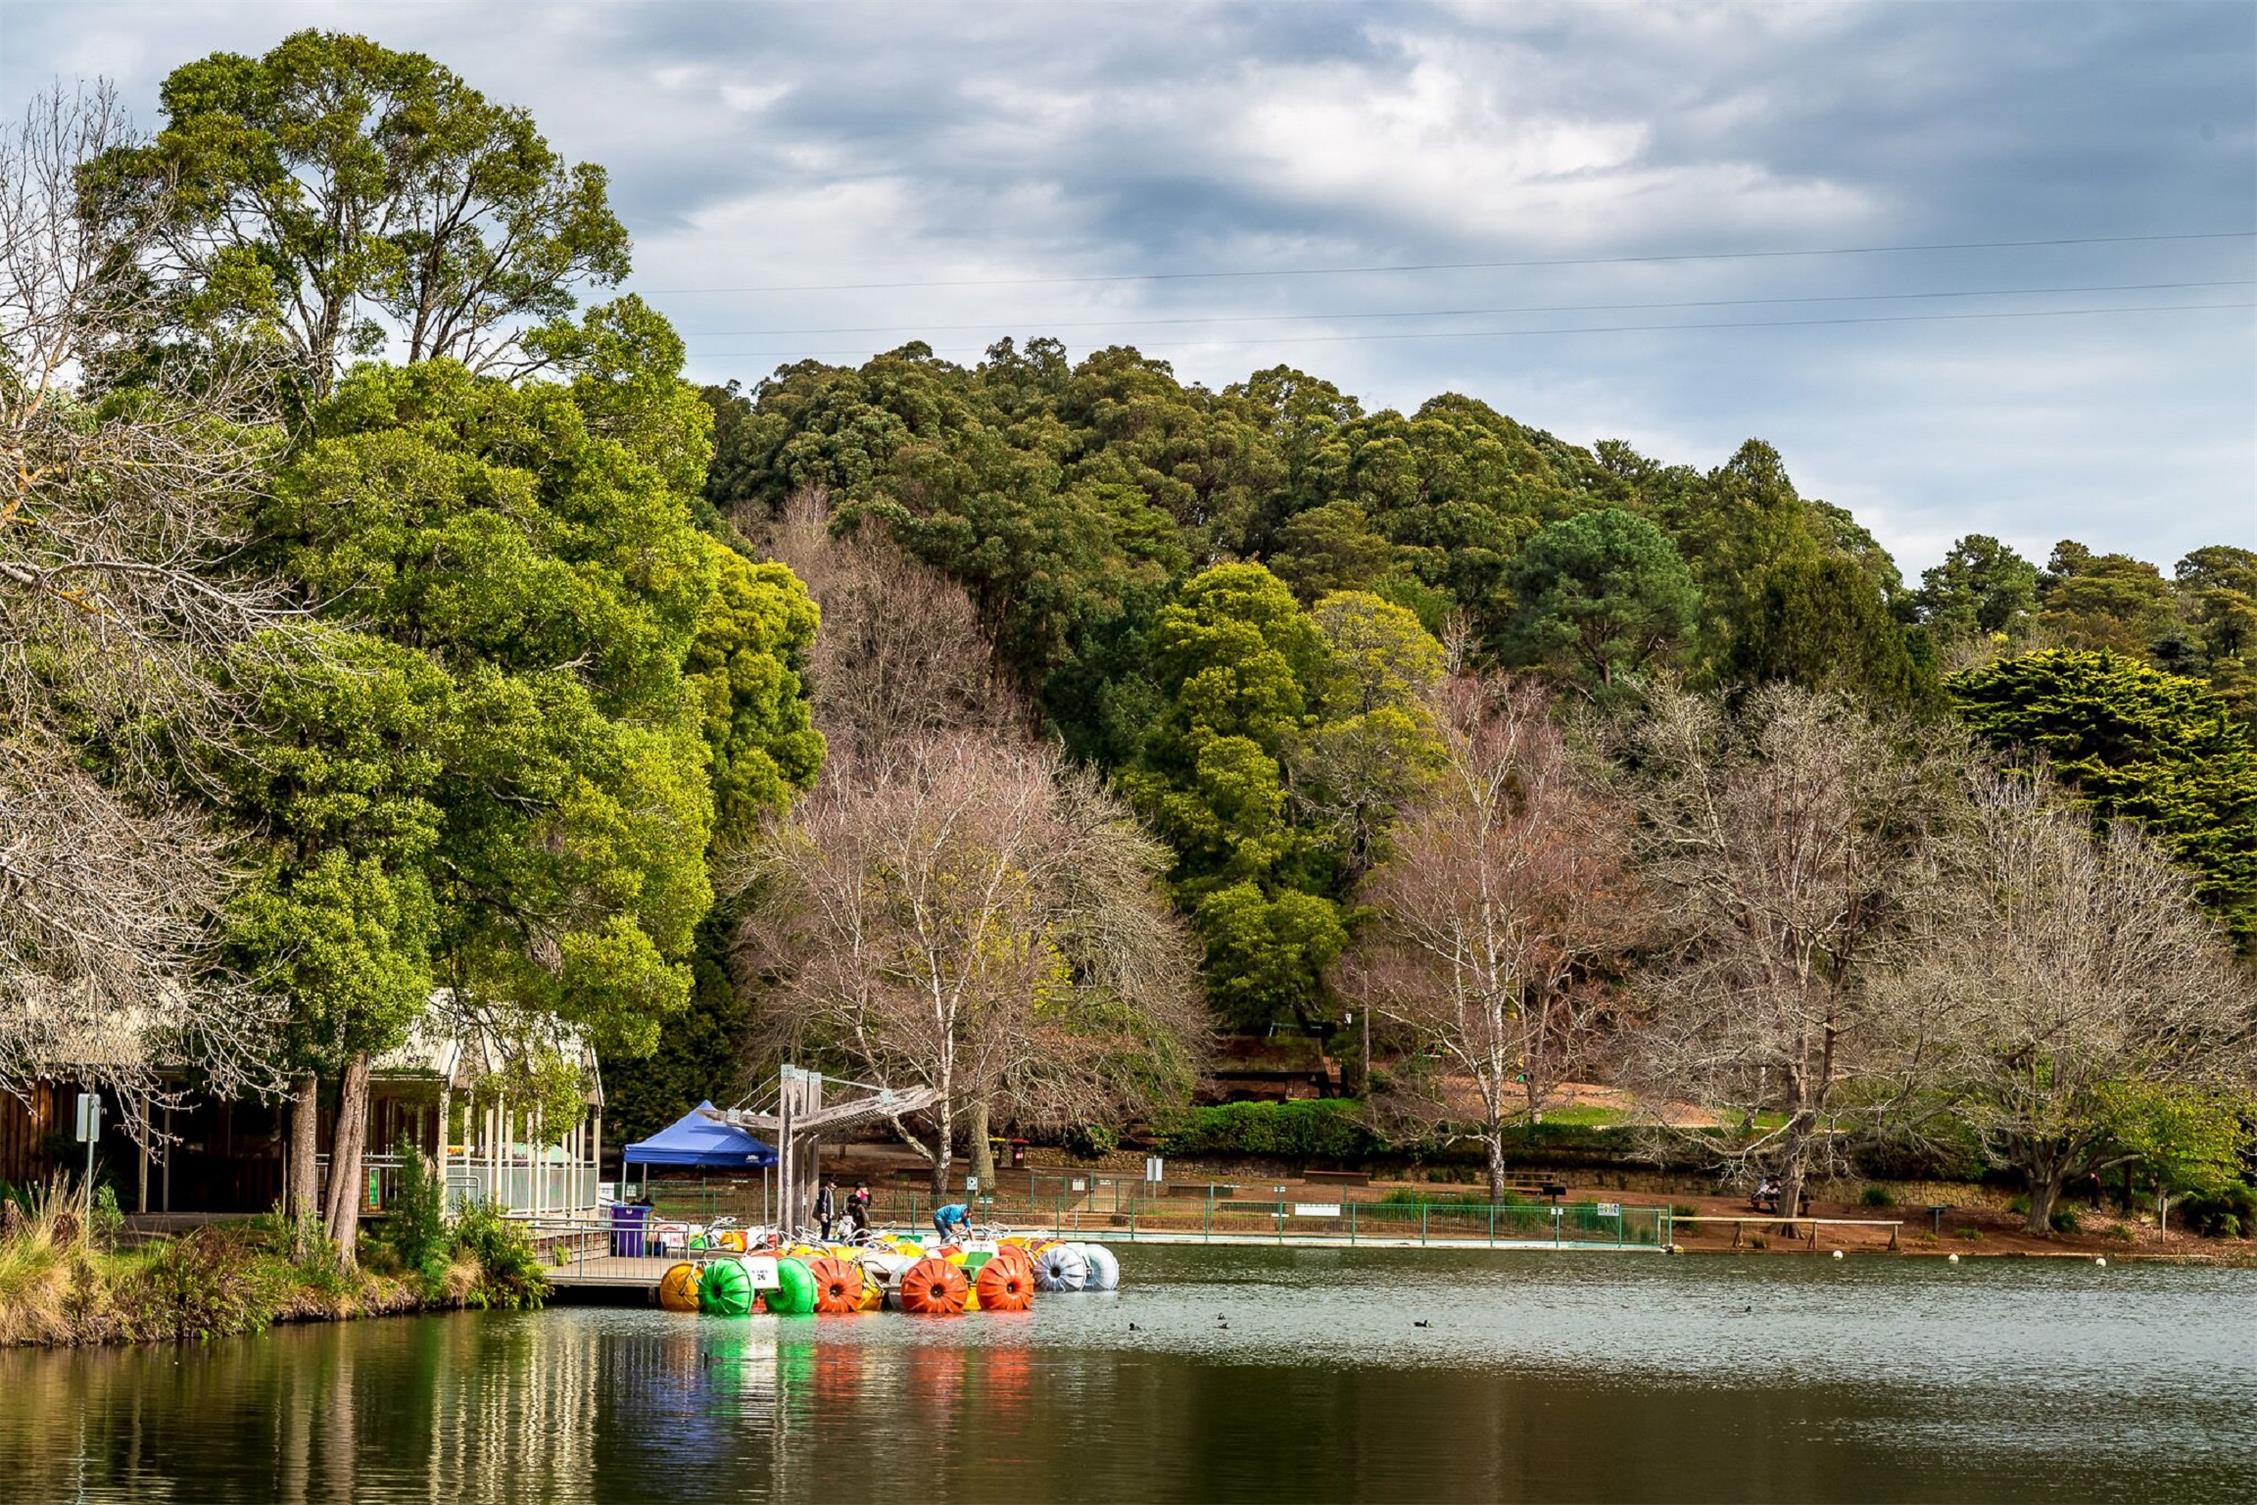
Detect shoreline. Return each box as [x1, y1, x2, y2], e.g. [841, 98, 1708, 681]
[12, 1239, 2254, 1350]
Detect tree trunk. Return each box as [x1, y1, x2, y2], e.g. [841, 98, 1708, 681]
[287, 1071, 319, 1257]
[1485, 1129, 1508, 1205]
[322, 1052, 371, 1264]
[1773, 1105, 1821, 1228]
[968, 1098, 997, 1189]
[2025, 1168, 2065, 1236]
[928, 1101, 954, 1197]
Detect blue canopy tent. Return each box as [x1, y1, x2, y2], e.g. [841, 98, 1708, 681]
[624, 1101, 778, 1169]
[618, 1102, 779, 1233]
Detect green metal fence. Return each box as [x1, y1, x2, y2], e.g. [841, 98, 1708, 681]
[638, 1174, 1669, 1249]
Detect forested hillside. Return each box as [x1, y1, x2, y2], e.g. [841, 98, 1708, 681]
[685, 340, 2257, 1023]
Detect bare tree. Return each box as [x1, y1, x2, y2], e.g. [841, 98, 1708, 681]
[1338, 673, 1644, 1201]
[756, 488, 1023, 786]
[2, 85, 286, 1125]
[1882, 770, 2253, 1233]
[1620, 683, 1953, 1221]
[737, 733, 1200, 1193]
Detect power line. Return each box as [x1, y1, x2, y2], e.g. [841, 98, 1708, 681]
[698, 301, 2257, 364]
[675, 279, 2255, 339]
[641, 230, 2257, 295]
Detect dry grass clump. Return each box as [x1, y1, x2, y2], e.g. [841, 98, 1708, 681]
[2, 1174, 537, 1346]
[0, 1177, 105, 1346]
[0, 1177, 428, 1346]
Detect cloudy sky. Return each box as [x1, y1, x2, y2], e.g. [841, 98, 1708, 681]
[10, 0, 2255, 573]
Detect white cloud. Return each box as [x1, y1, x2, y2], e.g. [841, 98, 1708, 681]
[3, 0, 2249, 569]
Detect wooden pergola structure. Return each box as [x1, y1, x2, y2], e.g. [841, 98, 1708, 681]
[702, 1064, 938, 1234]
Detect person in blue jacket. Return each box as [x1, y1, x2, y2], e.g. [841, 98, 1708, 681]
[932, 1202, 971, 1243]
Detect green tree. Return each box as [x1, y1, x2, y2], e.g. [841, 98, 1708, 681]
[2175, 546, 2257, 722]
[86, 29, 629, 400]
[1120, 567, 1442, 1028]
[1648, 439, 1814, 671]
[1805, 499, 1907, 613]
[2035, 542, 2177, 654]
[697, 380, 764, 528]
[1228, 365, 1363, 553]
[1916, 534, 2040, 646]
[231, 337, 817, 1255]
[218, 628, 451, 1252]
[1500, 508, 1700, 697]
[1947, 649, 2257, 945]
[1268, 502, 1397, 602]
[268, 349, 817, 1045]
[2100, 1083, 2253, 1229]
[1730, 553, 1929, 707]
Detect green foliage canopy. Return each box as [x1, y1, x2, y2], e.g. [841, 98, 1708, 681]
[1119, 565, 1441, 1029]
[1499, 507, 1700, 697]
[85, 29, 630, 399]
[1948, 649, 2257, 946]
[232, 337, 820, 1061]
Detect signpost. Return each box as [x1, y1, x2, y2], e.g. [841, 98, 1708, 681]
[75, 1091, 100, 1185]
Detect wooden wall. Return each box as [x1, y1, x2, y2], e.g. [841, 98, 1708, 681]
[0, 1081, 62, 1185]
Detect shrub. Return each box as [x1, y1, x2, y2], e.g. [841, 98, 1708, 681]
[2107, 1223, 2135, 1243]
[1957, 1227, 1983, 1242]
[451, 1202, 548, 1310]
[2049, 1206, 2081, 1234]
[1064, 1123, 1120, 1157]
[1671, 1203, 1701, 1219]
[125, 1228, 287, 1341]
[89, 1184, 124, 1248]
[2178, 1183, 2257, 1238]
[379, 1146, 451, 1294]
[1859, 1184, 1896, 1208]
[1376, 1186, 1487, 1208]
[1148, 1100, 1378, 1160]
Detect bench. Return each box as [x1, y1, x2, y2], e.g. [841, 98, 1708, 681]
[1503, 1181, 1569, 1202]
[1302, 1169, 1372, 1186]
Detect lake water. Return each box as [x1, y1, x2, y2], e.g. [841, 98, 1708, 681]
[3, 1245, 2252, 1503]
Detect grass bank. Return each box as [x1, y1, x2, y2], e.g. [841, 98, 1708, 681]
[0, 1179, 548, 1348]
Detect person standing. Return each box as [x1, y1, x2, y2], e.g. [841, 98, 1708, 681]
[850, 1181, 873, 1232]
[816, 1179, 837, 1240]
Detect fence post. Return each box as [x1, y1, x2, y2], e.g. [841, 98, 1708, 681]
[1489, 1203, 1497, 1245]
[1419, 1203, 1428, 1246]
[1203, 1188, 1212, 1244]
[1349, 1201, 1357, 1246]
[1275, 1200, 1283, 1242]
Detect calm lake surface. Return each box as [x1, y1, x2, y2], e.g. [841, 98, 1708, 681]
[3, 1245, 2252, 1503]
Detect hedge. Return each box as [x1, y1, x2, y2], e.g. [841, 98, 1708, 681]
[1148, 1100, 1379, 1159]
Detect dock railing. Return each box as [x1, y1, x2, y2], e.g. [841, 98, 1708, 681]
[605, 1184, 1672, 1251]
